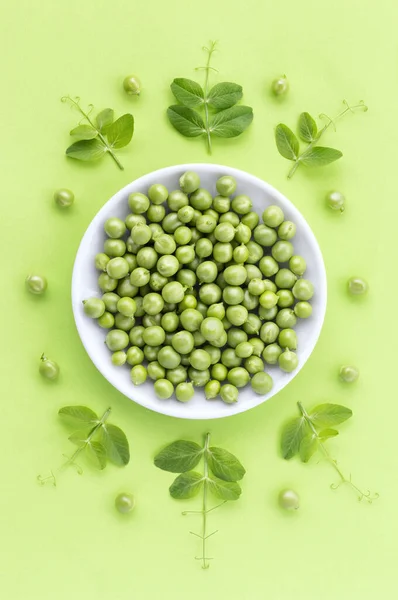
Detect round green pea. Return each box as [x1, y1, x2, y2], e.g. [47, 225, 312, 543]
[251, 372, 273, 394]
[220, 384, 239, 404]
[154, 379, 174, 399]
[176, 382, 195, 402]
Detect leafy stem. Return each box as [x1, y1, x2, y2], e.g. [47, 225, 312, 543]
[62, 96, 124, 169]
[201, 42, 217, 153]
[288, 101, 367, 178]
[297, 402, 378, 503]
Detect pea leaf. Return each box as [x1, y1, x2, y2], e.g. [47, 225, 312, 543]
[281, 417, 308, 459]
[300, 146, 342, 166]
[59, 406, 99, 426]
[96, 108, 114, 132]
[299, 433, 318, 463]
[154, 441, 203, 473]
[207, 82, 243, 109]
[167, 105, 206, 137]
[275, 124, 300, 160]
[298, 112, 318, 142]
[100, 424, 130, 466]
[170, 78, 204, 107]
[106, 114, 134, 149]
[69, 124, 98, 140]
[86, 441, 107, 470]
[319, 428, 339, 441]
[206, 447, 246, 482]
[169, 471, 204, 499]
[309, 404, 352, 428]
[209, 105, 253, 138]
[208, 476, 241, 501]
[66, 138, 106, 161]
[68, 430, 92, 447]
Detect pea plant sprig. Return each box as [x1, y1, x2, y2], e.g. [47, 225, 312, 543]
[62, 96, 134, 170]
[281, 402, 378, 503]
[154, 433, 245, 569]
[167, 41, 253, 154]
[38, 406, 130, 486]
[275, 100, 368, 178]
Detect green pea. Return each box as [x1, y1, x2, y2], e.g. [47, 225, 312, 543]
[196, 261, 218, 283]
[245, 264, 263, 283]
[262, 343, 282, 365]
[104, 239, 126, 257]
[276, 308, 297, 329]
[203, 345, 221, 365]
[125, 214, 146, 230]
[259, 256, 279, 277]
[178, 294, 197, 312]
[294, 301, 312, 318]
[123, 73, 141, 95]
[193, 330, 206, 347]
[142, 325, 165, 347]
[213, 242, 233, 263]
[167, 366, 188, 386]
[175, 245, 196, 264]
[260, 322, 279, 344]
[209, 330, 228, 348]
[347, 277, 368, 296]
[124, 254, 137, 272]
[248, 338, 265, 357]
[272, 240, 294, 263]
[195, 301, 209, 317]
[188, 367, 210, 387]
[326, 190, 345, 212]
[241, 211, 259, 229]
[114, 313, 135, 331]
[179, 171, 200, 194]
[199, 283, 222, 305]
[136, 247, 158, 269]
[117, 278, 138, 298]
[196, 215, 217, 233]
[148, 183, 168, 204]
[259, 290, 278, 309]
[223, 286, 244, 305]
[245, 241, 264, 264]
[243, 313, 262, 335]
[147, 361, 166, 381]
[233, 244, 249, 264]
[226, 305, 248, 326]
[211, 363, 228, 381]
[278, 221, 296, 240]
[289, 255, 306, 276]
[106, 329, 129, 351]
[167, 190, 189, 212]
[161, 312, 179, 332]
[157, 255, 179, 277]
[251, 372, 273, 394]
[278, 350, 298, 372]
[144, 345, 160, 361]
[216, 175, 237, 196]
[115, 491, 135, 514]
[176, 269, 196, 288]
[277, 289, 295, 308]
[339, 365, 359, 383]
[292, 279, 314, 301]
[158, 346, 181, 369]
[234, 222, 251, 244]
[220, 211, 240, 227]
[162, 212, 183, 233]
[278, 489, 300, 511]
[111, 351, 127, 366]
[129, 267, 150, 287]
[102, 292, 120, 313]
[154, 379, 174, 399]
[149, 272, 169, 292]
[97, 311, 115, 329]
[190, 349, 212, 371]
[221, 348, 242, 368]
[231, 194, 252, 215]
[179, 309, 203, 332]
[126, 346, 144, 366]
[176, 382, 195, 403]
[130, 224, 152, 245]
[235, 342, 254, 359]
[54, 188, 74, 208]
[227, 328, 247, 348]
[39, 355, 60, 380]
[190, 188, 213, 210]
[174, 226, 192, 246]
[275, 269, 297, 289]
[227, 367, 250, 388]
[148, 223, 163, 239]
[278, 328, 297, 350]
[128, 192, 150, 214]
[214, 222, 235, 243]
[104, 217, 126, 239]
[242, 290, 258, 311]
[200, 317, 224, 343]
[95, 253, 110, 272]
[272, 76, 289, 96]
[129, 325, 145, 347]
[213, 195, 231, 213]
[244, 355, 264, 374]
[178, 205, 195, 224]
[224, 265, 247, 286]
[83, 297, 105, 318]
[26, 274, 48, 295]
[206, 303, 225, 320]
[204, 380, 221, 400]
[142, 292, 164, 315]
[220, 384, 239, 404]
[262, 205, 284, 228]
[142, 314, 161, 327]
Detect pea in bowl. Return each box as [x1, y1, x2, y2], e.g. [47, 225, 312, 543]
[72, 164, 327, 419]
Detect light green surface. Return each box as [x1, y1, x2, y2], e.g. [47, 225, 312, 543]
[1, 1, 396, 598]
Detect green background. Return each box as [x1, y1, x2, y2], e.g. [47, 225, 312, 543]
[1, 0, 395, 598]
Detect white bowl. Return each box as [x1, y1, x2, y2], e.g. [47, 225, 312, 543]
[72, 164, 327, 420]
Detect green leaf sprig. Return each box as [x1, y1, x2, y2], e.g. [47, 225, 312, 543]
[62, 96, 134, 170]
[275, 100, 368, 178]
[154, 433, 245, 569]
[167, 41, 253, 153]
[281, 402, 378, 503]
[38, 406, 130, 486]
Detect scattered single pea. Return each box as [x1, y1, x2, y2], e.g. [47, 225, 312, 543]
[271, 75, 289, 97]
[339, 365, 359, 383]
[115, 492, 135, 513]
[278, 489, 299, 510]
[39, 354, 60, 380]
[54, 188, 74, 208]
[347, 277, 368, 296]
[326, 191, 345, 212]
[26, 274, 48, 295]
[123, 75, 141, 96]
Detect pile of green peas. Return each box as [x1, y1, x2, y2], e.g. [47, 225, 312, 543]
[83, 171, 314, 404]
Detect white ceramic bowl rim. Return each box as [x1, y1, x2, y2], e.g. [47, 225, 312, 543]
[72, 164, 327, 420]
